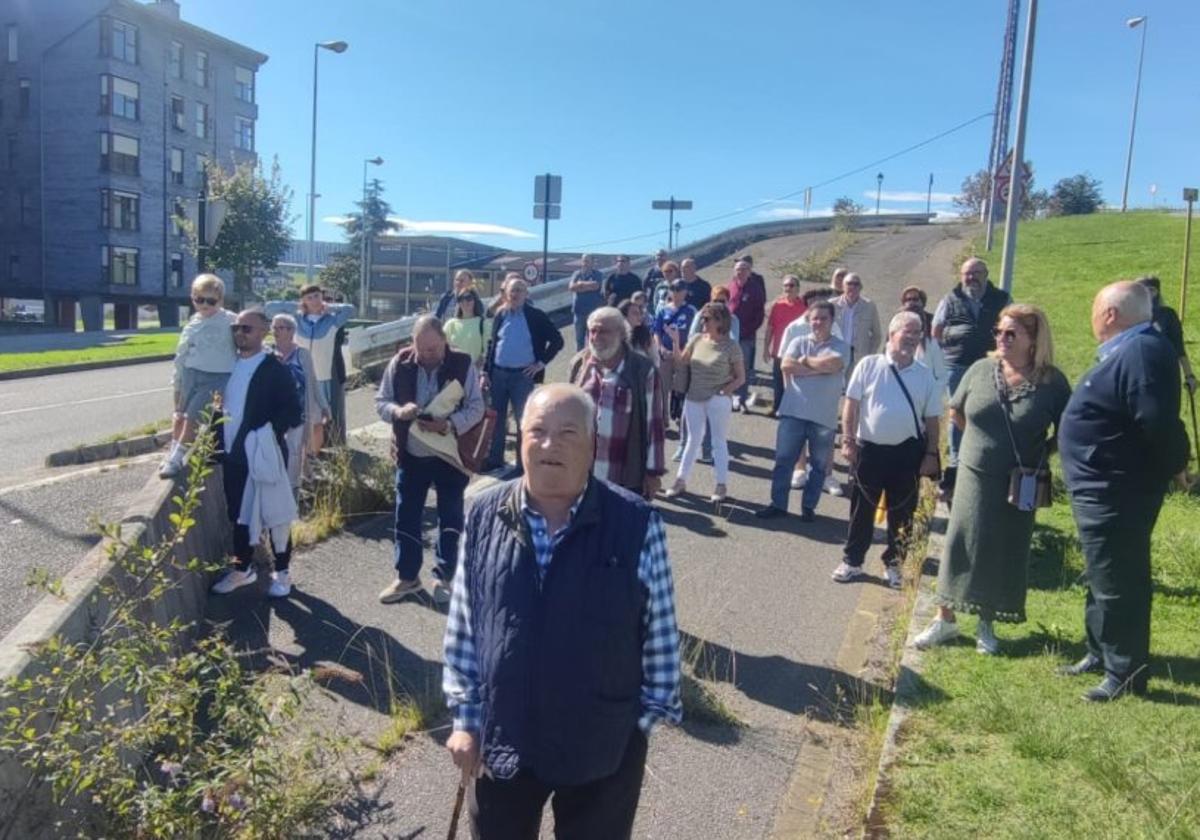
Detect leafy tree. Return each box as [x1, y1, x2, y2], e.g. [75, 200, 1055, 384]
[318, 252, 360, 305]
[832, 196, 863, 217]
[954, 163, 1042, 220]
[1047, 173, 1104, 217]
[205, 157, 295, 304]
[329, 179, 399, 308]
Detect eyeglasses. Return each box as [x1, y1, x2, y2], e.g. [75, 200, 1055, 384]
[273, 324, 294, 331]
[963, 271, 984, 279]
[231, 324, 258, 334]
[902, 297, 922, 304]
[993, 328, 1019, 341]
[192, 296, 219, 306]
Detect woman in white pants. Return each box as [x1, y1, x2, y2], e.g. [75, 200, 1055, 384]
[664, 302, 745, 503]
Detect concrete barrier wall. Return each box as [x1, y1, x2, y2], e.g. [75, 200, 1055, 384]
[0, 468, 231, 832]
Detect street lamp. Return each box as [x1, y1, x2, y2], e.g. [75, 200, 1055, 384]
[306, 40, 349, 285]
[1120, 16, 1147, 213]
[360, 156, 384, 316]
[875, 173, 884, 215]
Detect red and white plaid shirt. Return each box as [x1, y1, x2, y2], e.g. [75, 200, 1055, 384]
[578, 353, 666, 489]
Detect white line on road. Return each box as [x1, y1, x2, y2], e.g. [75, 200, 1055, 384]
[0, 386, 171, 417]
[0, 454, 159, 496]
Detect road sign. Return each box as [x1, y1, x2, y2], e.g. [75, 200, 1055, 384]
[651, 199, 693, 211]
[534, 174, 562, 205]
[1184, 188, 1199, 202]
[533, 204, 561, 220]
[523, 262, 540, 283]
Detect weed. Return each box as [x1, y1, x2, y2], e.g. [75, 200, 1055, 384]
[772, 229, 857, 286]
[678, 636, 744, 729]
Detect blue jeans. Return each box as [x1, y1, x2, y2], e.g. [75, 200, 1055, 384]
[945, 364, 968, 468]
[574, 314, 589, 351]
[736, 337, 757, 401]
[770, 416, 835, 512]
[393, 456, 469, 583]
[487, 366, 536, 464]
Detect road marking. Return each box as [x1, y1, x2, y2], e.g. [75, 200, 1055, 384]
[0, 455, 159, 496]
[0, 386, 171, 417]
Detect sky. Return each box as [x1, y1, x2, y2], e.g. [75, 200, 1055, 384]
[181, 0, 1200, 254]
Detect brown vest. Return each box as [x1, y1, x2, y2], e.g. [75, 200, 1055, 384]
[390, 346, 471, 466]
[569, 346, 654, 491]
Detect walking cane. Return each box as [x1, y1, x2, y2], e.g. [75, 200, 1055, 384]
[446, 780, 466, 840]
[1189, 387, 1200, 474]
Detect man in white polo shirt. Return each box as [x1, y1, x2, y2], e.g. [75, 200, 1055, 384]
[833, 311, 942, 589]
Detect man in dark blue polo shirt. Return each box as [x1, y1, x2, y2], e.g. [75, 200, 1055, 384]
[1058, 281, 1189, 702]
[568, 253, 605, 352]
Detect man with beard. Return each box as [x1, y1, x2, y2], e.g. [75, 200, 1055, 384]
[569, 307, 666, 498]
[932, 258, 1011, 500]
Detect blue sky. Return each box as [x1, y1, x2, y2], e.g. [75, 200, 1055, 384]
[184, 0, 1199, 253]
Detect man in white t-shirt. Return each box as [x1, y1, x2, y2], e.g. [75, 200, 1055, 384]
[832, 311, 942, 589]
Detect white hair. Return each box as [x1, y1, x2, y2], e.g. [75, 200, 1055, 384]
[271, 312, 297, 330]
[586, 306, 631, 343]
[521, 384, 597, 435]
[888, 310, 923, 335]
[1100, 281, 1152, 327]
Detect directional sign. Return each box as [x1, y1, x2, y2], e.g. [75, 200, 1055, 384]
[651, 199, 693, 210]
[533, 204, 561, 220]
[534, 174, 562, 205]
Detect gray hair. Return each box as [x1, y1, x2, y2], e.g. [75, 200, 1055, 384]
[888, 310, 923, 335]
[412, 313, 446, 340]
[586, 306, 631, 343]
[521, 383, 597, 435]
[1098, 281, 1152, 327]
[271, 312, 297, 330]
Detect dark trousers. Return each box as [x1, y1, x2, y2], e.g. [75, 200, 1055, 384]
[393, 455, 470, 583]
[771, 356, 784, 410]
[1071, 491, 1163, 689]
[488, 366, 536, 465]
[222, 457, 291, 571]
[736, 337, 757, 401]
[470, 729, 647, 840]
[843, 439, 923, 567]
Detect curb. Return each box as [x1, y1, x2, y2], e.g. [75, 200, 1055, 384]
[0, 353, 175, 382]
[863, 500, 950, 834]
[45, 431, 173, 468]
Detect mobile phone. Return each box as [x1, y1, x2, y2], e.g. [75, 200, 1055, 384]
[417, 413, 434, 422]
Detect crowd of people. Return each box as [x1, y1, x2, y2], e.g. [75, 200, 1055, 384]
[164, 247, 1194, 837]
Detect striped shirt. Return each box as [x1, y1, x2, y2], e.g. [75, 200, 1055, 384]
[442, 489, 682, 736]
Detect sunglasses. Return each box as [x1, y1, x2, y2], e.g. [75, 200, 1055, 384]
[192, 296, 219, 306]
[993, 328, 1019, 341]
[231, 324, 258, 334]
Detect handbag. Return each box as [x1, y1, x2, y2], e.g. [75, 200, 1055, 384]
[457, 408, 497, 474]
[995, 362, 1052, 511]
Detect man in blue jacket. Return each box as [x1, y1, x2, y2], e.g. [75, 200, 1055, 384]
[1058, 281, 1189, 702]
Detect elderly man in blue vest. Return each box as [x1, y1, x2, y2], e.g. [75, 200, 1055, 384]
[1058, 281, 1189, 702]
[931, 258, 1011, 501]
[443, 383, 681, 840]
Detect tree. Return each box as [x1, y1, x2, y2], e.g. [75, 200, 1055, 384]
[331, 179, 399, 308]
[318, 252, 360, 305]
[1047, 173, 1103, 217]
[953, 163, 1042, 221]
[205, 157, 295, 303]
[832, 196, 863, 217]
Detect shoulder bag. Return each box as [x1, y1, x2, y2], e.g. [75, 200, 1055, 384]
[995, 363, 1051, 511]
[890, 363, 940, 478]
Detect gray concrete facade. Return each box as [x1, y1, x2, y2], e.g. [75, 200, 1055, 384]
[0, 0, 266, 329]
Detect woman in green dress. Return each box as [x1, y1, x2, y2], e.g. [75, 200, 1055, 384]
[914, 304, 1071, 654]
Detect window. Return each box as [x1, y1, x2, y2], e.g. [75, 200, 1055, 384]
[6, 24, 16, 63]
[168, 41, 183, 79]
[18, 78, 30, 116]
[102, 245, 138, 285]
[6, 134, 15, 171]
[102, 18, 138, 64]
[169, 252, 184, 288]
[170, 147, 184, 185]
[100, 132, 138, 175]
[195, 154, 207, 185]
[100, 75, 138, 120]
[171, 197, 186, 235]
[194, 102, 208, 138]
[8, 255, 18, 283]
[170, 95, 184, 131]
[234, 116, 254, 152]
[235, 66, 255, 103]
[19, 190, 31, 226]
[195, 50, 208, 87]
[101, 189, 139, 231]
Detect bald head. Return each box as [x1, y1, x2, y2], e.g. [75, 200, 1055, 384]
[1091, 281, 1152, 342]
[523, 384, 597, 434]
[521, 384, 597, 503]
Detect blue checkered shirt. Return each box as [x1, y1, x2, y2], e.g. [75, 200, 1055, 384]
[442, 489, 682, 736]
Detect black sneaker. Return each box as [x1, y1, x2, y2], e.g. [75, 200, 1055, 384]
[799, 508, 815, 523]
[754, 505, 786, 520]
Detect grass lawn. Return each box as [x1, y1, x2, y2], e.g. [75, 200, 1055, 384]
[0, 332, 179, 373]
[883, 212, 1200, 839]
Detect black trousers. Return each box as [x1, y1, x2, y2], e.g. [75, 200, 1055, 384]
[222, 458, 291, 572]
[844, 439, 923, 567]
[1071, 491, 1164, 689]
[469, 730, 648, 840]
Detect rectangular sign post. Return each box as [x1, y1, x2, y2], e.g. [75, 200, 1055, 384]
[651, 197, 693, 250]
[533, 174, 562, 283]
[1183, 187, 1197, 321]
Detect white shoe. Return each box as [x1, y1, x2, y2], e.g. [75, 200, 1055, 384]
[709, 484, 727, 503]
[914, 618, 959, 649]
[790, 469, 808, 489]
[976, 619, 1000, 655]
[211, 568, 257, 595]
[662, 480, 686, 499]
[824, 475, 843, 496]
[745, 393, 758, 407]
[831, 561, 865, 583]
[158, 447, 185, 478]
[731, 396, 743, 412]
[267, 570, 291, 598]
[885, 566, 903, 590]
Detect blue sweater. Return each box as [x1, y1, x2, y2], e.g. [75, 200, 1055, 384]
[1059, 326, 1188, 496]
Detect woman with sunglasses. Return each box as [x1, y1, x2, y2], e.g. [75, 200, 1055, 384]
[664, 302, 745, 503]
[271, 313, 329, 490]
[915, 304, 1071, 654]
[444, 289, 489, 366]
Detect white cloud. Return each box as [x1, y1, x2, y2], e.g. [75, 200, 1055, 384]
[319, 216, 537, 239]
[863, 190, 960, 203]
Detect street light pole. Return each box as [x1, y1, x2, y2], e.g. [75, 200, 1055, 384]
[306, 40, 348, 285]
[360, 156, 383, 316]
[999, 0, 1038, 295]
[875, 173, 884, 215]
[927, 173, 934, 217]
[1120, 16, 1147, 213]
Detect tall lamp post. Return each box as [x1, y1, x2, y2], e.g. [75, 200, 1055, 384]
[360, 156, 383, 316]
[1120, 16, 1147, 213]
[875, 173, 884, 215]
[306, 40, 348, 285]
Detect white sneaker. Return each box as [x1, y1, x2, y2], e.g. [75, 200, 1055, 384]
[267, 570, 291, 599]
[831, 561, 865, 583]
[976, 619, 1000, 655]
[824, 475, 843, 496]
[745, 393, 759, 408]
[885, 566, 903, 590]
[158, 447, 185, 478]
[211, 568, 257, 595]
[731, 396, 743, 411]
[913, 618, 959, 649]
[790, 469, 808, 489]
